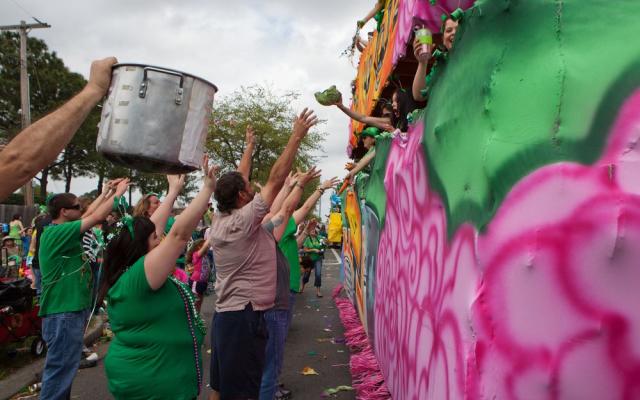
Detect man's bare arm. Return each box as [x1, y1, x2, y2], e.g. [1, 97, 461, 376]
[0, 57, 117, 200]
[237, 125, 256, 180]
[260, 109, 318, 206]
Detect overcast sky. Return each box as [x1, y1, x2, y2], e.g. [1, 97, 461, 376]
[2, 0, 372, 217]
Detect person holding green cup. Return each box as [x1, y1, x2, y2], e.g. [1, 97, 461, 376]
[414, 26, 433, 62]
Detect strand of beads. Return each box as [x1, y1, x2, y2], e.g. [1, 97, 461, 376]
[170, 276, 206, 334]
[169, 275, 204, 393]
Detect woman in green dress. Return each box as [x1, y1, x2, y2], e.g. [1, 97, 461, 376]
[9, 214, 25, 249]
[98, 161, 219, 400]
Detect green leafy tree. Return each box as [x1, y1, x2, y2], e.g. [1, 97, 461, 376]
[0, 32, 96, 200]
[206, 85, 325, 188]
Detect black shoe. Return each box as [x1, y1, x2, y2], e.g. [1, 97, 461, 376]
[78, 358, 97, 369]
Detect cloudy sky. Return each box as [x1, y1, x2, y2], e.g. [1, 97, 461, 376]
[2, 0, 373, 216]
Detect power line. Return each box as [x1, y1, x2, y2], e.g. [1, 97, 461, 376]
[0, 20, 51, 206]
[7, 0, 42, 24]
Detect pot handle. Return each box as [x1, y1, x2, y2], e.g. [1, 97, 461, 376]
[139, 66, 185, 105]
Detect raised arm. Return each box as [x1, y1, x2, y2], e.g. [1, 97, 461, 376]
[81, 178, 121, 219]
[273, 167, 322, 241]
[237, 125, 256, 180]
[264, 171, 298, 222]
[0, 57, 117, 201]
[260, 109, 318, 206]
[292, 177, 339, 225]
[412, 37, 431, 102]
[144, 158, 219, 290]
[80, 179, 129, 233]
[335, 102, 394, 132]
[346, 149, 377, 181]
[150, 175, 185, 237]
[196, 234, 212, 258]
[296, 226, 309, 248]
[357, 0, 384, 28]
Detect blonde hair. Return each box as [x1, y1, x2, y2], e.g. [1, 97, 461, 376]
[133, 194, 157, 218]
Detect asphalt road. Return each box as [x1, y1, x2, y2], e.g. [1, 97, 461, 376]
[17, 248, 355, 400]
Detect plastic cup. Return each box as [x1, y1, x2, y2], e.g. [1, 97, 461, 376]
[415, 27, 432, 57]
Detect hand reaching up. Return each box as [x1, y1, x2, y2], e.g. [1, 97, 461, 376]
[245, 125, 256, 146]
[167, 175, 185, 194]
[292, 108, 318, 139]
[202, 155, 221, 191]
[114, 178, 130, 197]
[299, 166, 322, 186]
[321, 177, 340, 190]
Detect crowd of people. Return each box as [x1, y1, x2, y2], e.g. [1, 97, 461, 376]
[0, 2, 463, 398]
[0, 49, 340, 400]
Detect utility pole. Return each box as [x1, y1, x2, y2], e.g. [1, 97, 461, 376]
[0, 20, 51, 206]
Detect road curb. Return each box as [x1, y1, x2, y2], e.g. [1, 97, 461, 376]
[0, 315, 107, 400]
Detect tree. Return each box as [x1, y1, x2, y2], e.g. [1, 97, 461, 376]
[51, 97, 102, 192]
[0, 33, 132, 201]
[206, 85, 325, 188]
[0, 32, 91, 200]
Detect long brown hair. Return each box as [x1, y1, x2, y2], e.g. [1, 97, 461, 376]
[98, 217, 156, 304]
[133, 194, 156, 218]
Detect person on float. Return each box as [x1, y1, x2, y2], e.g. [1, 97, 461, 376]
[412, 12, 461, 102]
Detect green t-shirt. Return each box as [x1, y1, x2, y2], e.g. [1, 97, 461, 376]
[105, 256, 203, 400]
[38, 220, 92, 316]
[303, 235, 325, 262]
[278, 217, 300, 292]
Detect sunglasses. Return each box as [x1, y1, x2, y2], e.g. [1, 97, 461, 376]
[65, 204, 81, 210]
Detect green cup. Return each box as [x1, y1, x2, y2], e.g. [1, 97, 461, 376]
[416, 27, 433, 50]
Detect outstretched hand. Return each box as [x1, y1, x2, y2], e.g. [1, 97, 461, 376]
[114, 178, 130, 197]
[104, 178, 123, 193]
[167, 175, 185, 194]
[299, 166, 322, 185]
[292, 108, 319, 138]
[202, 155, 220, 191]
[321, 176, 340, 190]
[245, 125, 256, 146]
[284, 171, 296, 188]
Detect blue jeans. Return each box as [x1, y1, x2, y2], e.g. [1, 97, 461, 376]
[302, 258, 323, 288]
[286, 291, 296, 336]
[40, 309, 89, 400]
[32, 268, 42, 296]
[259, 309, 289, 400]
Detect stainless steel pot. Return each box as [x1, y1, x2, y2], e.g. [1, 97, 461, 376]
[96, 64, 218, 173]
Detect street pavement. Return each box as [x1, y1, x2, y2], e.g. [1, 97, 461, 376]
[11, 248, 355, 399]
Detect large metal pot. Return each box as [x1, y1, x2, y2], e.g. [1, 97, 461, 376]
[96, 64, 218, 173]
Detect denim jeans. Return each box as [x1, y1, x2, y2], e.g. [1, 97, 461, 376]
[302, 258, 323, 288]
[40, 309, 89, 400]
[286, 291, 296, 336]
[32, 268, 42, 296]
[259, 308, 289, 400]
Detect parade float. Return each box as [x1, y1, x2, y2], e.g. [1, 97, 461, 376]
[335, 0, 640, 398]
